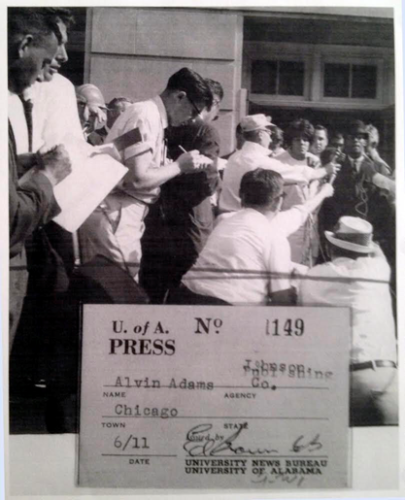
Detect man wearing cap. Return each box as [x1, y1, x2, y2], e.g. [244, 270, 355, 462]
[320, 119, 393, 266]
[78, 67, 213, 278]
[219, 115, 335, 215]
[299, 216, 397, 426]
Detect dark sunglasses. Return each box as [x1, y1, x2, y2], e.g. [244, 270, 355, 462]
[187, 95, 203, 117]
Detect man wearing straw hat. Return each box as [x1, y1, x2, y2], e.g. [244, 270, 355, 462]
[299, 216, 397, 426]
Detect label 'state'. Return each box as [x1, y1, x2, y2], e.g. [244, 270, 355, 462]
[79, 305, 350, 489]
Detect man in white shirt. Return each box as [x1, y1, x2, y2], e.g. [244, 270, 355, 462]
[79, 67, 213, 277]
[30, 8, 83, 150]
[219, 114, 335, 214]
[178, 168, 333, 306]
[299, 216, 397, 426]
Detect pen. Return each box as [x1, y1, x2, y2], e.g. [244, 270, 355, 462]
[179, 145, 187, 154]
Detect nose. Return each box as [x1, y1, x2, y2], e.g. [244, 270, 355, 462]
[56, 45, 68, 64]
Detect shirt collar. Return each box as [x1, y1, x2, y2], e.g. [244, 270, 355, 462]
[152, 95, 168, 130]
[349, 154, 365, 164]
[241, 140, 272, 157]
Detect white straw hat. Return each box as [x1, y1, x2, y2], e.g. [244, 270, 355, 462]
[325, 216, 374, 254]
[240, 114, 275, 133]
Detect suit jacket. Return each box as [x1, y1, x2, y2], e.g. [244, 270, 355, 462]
[321, 154, 394, 247]
[163, 120, 220, 254]
[9, 124, 60, 258]
[9, 123, 60, 347]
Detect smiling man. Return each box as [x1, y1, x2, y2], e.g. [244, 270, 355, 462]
[29, 8, 83, 150]
[8, 7, 72, 348]
[79, 67, 213, 279]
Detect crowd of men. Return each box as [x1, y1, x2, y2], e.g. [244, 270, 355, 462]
[9, 8, 397, 431]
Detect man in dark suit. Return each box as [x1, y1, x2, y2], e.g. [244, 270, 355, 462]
[8, 8, 72, 350]
[320, 120, 394, 265]
[140, 79, 223, 303]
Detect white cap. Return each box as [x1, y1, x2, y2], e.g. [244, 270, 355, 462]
[240, 114, 275, 133]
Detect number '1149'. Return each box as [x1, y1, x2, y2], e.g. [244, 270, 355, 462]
[266, 319, 305, 336]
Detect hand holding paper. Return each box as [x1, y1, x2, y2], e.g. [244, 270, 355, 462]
[51, 135, 128, 232]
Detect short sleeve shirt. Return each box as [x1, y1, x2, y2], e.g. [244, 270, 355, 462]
[299, 253, 397, 363]
[106, 96, 168, 204]
[219, 142, 310, 213]
[183, 207, 308, 305]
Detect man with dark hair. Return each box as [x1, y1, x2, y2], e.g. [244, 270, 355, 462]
[79, 67, 213, 278]
[330, 132, 345, 157]
[8, 7, 72, 349]
[106, 97, 134, 130]
[140, 79, 223, 302]
[176, 168, 333, 306]
[309, 124, 329, 157]
[269, 125, 285, 157]
[27, 8, 83, 151]
[299, 216, 397, 426]
[320, 120, 393, 266]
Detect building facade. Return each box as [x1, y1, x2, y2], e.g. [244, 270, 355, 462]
[63, 7, 395, 164]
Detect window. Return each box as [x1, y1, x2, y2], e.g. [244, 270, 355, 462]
[324, 63, 377, 99]
[251, 60, 305, 96]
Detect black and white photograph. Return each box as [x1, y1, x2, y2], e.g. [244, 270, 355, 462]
[4, 2, 404, 498]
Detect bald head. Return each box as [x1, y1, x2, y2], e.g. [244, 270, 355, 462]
[76, 83, 107, 134]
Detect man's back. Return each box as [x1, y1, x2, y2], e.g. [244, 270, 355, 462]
[219, 142, 279, 213]
[299, 251, 396, 363]
[183, 208, 292, 305]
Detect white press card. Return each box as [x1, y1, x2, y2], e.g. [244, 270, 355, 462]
[78, 304, 351, 489]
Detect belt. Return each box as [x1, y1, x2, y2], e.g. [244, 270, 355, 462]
[350, 360, 397, 372]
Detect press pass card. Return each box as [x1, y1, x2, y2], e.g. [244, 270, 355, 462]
[78, 305, 351, 489]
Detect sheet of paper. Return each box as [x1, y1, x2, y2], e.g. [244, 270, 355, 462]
[51, 136, 128, 232]
[79, 304, 350, 489]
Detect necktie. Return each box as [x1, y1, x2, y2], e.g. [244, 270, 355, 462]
[19, 96, 33, 152]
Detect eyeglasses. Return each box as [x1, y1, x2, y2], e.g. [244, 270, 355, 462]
[187, 95, 203, 117]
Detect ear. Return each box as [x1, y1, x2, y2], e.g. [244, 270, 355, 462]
[175, 90, 187, 101]
[269, 198, 281, 212]
[17, 34, 35, 59]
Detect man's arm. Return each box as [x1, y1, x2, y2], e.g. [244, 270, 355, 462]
[10, 170, 59, 258]
[9, 143, 71, 257]
[124, 148, 209, 191]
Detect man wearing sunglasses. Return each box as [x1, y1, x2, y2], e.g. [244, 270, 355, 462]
[320, 120, 394, 268]
[142, 79, 224, 302]
[79, 67, 213, 279]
